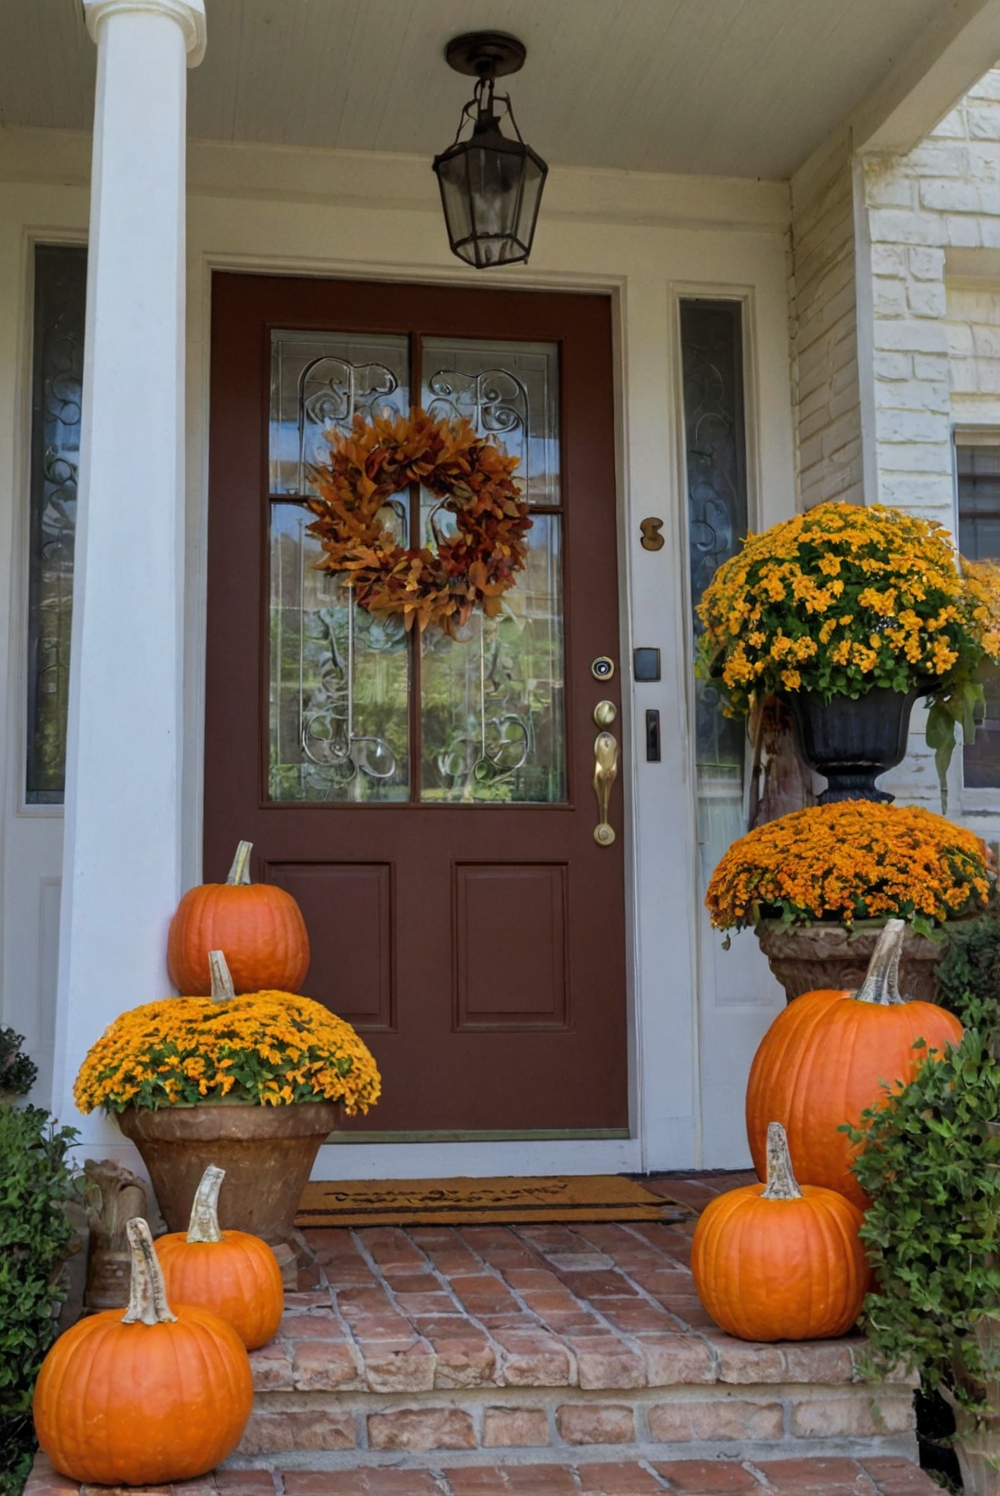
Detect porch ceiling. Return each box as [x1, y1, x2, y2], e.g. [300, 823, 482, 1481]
[2, 0, 997, 180]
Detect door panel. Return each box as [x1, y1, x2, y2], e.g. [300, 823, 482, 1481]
[454, 863, 568, 1029]
[206, 274, 626, 1135]
[268, 861, 394, 1030]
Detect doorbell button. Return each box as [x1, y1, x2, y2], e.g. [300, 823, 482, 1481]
[633, 647, 661, 682]
[591, 656, 615, 681]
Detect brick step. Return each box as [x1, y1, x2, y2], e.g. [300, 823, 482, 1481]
[231, 1216, 916, 1468]
[237, 1374, 915, 1466]
[27, 1450, 943, 1495]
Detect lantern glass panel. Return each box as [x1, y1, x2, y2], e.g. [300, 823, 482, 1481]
[436, 150, 474, 253]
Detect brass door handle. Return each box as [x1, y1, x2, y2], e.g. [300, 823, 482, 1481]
[593, 731, 619, 846]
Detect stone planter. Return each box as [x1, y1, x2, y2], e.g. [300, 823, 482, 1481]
[786, 686, 921, 804]
[756, 919, 945, 1004]
[946, 1397, 1000, 1496]
[117, 1100, 339, 1254]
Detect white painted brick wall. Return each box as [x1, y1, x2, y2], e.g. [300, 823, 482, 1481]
[856, 71, 1000, 820]
[787, 132, 864, 510]
[784, 72, 1000, 819]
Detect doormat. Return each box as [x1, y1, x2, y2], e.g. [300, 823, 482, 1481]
[295, 1175, 693, 1229]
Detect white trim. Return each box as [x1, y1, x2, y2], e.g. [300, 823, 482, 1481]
[83, 0, 206, 67]
[311, 1138, 641, 1182]
[851, 0, 1000, 157]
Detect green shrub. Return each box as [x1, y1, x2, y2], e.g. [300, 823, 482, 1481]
[935, 911, 1000, 1031]
[0, 1031, 37, 1100]
[0, 1104, 78, 1496]
[848, 1027, 1000, 1405]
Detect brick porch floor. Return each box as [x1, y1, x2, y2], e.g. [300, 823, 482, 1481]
[24, 1174, 942, 1496]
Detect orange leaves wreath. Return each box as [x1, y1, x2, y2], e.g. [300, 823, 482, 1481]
[305, 408, 531, 634]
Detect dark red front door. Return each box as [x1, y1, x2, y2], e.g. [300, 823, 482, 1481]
[205, 272, 627, 1134]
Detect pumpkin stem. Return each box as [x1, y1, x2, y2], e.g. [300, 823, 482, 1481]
[761, 1121, 804, 1200]
[122, 1216, 178, 1325]
[853, 918, 905, 1006]
[186, 1164, 225, 1244]
[226, 840, 253, 886]
[209, 949, 235, 1004]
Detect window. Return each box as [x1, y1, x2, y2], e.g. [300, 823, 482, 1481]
[680, 299, 749, 888]
[956, 436, 1000, 789]
[26, 245, 86, 804]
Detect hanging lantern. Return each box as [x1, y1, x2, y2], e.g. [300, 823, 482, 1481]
[432, 32, 548, 269]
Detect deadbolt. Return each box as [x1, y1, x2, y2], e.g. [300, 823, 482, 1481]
[593, 700, 617, 728]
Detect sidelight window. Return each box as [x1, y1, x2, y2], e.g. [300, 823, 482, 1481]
[26, 245, 86, 805]
[679, 299, 750, 890]
[955, 435, 1000, 789]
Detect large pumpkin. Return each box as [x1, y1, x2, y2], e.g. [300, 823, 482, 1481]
[692, 1121, 868, 1341]
[167, 839, 310, 995]
[34, 1218, 252, 1485]
[746, 918, 963, 1208]
[156, 1163, 284, 1350]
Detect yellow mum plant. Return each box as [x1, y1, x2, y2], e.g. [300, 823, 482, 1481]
[706, 801, 994, 936]
[695, 502, 1000, 781]
[74, 981, 381, 1116]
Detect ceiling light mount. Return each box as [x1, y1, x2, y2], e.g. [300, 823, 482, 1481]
[443, 32, 527, 79]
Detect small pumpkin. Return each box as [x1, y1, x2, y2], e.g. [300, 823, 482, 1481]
[155, 1163, 284, 1350]
[34, 1217, 252, 1485]
[746, 919, 963, 1208]
[692, 1121, 868, 1341]
[167, 839, 310, 995]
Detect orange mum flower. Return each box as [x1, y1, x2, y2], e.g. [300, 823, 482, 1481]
[705, 801, 994, 933]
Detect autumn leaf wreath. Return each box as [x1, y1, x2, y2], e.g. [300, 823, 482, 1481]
[306, 408, 531, 635]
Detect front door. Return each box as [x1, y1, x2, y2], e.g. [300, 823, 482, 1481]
[205, 273, 627, 1135]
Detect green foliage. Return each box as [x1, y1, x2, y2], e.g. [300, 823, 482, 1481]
[0, 1104, 78, 1496]
[0, 1031, 38, 1100]
[935, 911, 1000, 1032]
[847, 1028, 1000, 1407]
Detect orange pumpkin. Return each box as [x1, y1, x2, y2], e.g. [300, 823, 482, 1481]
[746, 919, 963, 1208]
[692, 1121, 868, 1341]
[156, 1163, 284, 1350]
[34, 1218, 252, 1485]
[167, 839, 310, 995]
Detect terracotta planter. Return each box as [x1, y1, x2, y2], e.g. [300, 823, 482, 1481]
[117, 1100, 339, 1252]
[756, 919, 945, 1004]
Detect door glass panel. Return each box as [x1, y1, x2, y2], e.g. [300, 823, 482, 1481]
[269, 331, 409, 496]
[420, 514, 565, 803]
[269, 505, 410, 802]
[419, 338, 565, 803]
[421, 337, 559, 507]
[267, 330, 565, 805]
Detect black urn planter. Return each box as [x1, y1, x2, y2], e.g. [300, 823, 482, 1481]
[787, 687, 921, 804]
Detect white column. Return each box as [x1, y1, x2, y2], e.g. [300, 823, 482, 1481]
[51, 0, 206, 1147]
